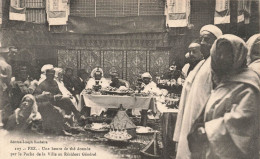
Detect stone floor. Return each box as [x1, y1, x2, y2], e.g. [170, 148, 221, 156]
[0, 117, 172, 159]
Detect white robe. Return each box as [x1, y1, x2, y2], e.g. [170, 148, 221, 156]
[55, 80, 79, 111]
[175, 58, 213, 159]
[173, 59, 205, 142]
[85, 78, 109, 89]
[85, 77, 109, 116]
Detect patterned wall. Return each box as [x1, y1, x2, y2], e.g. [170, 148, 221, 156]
[103, 50, 124, 78]
[127, 50, 147, 86]
[80, 50, 102, 74]
[57, 49, 170, 85]
[57, 49, 78, 69]
[149, 50, 170, 81]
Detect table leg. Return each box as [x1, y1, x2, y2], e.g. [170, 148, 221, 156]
[80, 96, 91, 117]
[140, 110, 147, 126]
[161, 112, 177, 159]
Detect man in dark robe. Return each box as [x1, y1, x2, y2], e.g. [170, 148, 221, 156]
[10, 66, 36, 110]
[0, 53, 12, 126]
[63, 68, 75, 94]
[109, 72, 128, 88]
[163, 63, 184, 81]
[73, 69, 88, 96]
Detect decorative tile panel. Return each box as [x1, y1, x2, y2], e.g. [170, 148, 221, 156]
[103, 50, 124, 78]
[80, 50, 101, 74]
[57, 49, 78, 69]
[149, 50, 170, 80]
[126, 50, 147, 86]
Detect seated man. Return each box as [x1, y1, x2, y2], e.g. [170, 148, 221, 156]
[34, 68, 81, 121]
[140, 72, 169, 118]
[141, 72, 161, 95]
[163, 62, 185, 81]
[38, 64, 54, 84]
[85, 67, 109, 116]
[73, 69, 88, 98]
[109, 72, 129, 89]
[10, 66, 37, 110]
[85, 67, 109, 91]
[54, 68, 79, 111]
[63, 68, 75, 94]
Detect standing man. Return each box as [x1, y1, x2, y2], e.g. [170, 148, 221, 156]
[174, 25, 223, 159]
[0, 52, 12, 126]
[182, 42, 204, 77]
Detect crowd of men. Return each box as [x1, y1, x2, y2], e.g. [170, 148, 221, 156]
[0, 57, 168, 135]
[0, 24, 260, 159]
[174, 25, 260, 159]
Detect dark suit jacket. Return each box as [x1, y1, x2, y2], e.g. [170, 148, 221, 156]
[73, 77, 85, 95]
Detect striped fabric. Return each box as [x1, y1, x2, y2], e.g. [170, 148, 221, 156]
[9, 0, 26, 21]
[166, 0, 190, 27]
[214, 0, 252, 24]
[237, 0, 251, 24]
[46, 0, 69, 26]
[214, 0, 230, 24]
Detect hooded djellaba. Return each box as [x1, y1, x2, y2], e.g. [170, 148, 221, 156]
[4, 94, 42, 132]
[188, 34, 260, 159]
[246, 34, 260, 77]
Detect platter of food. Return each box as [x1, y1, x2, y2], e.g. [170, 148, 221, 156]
[101, 86, 134, 95]
[104, 130, 132, 142]
[133, 92, 150, 97]
[136, 126, 155, 134]
[87, 123, 110, 132]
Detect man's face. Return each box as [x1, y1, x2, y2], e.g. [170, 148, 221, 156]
[188, 44, 202, 62]
[200, 31, 217, 58]
[247, 41, 260, 65]
[143, 77, 150, 85]
[211, 40, 234, 76]
[20, 97, 34, 117]
[94, 71, 102, 80]
[111, 75, 119, 83]
[46, 70, 55, 81]
[81, 73, 88, 81]
[66, 69, 73, 76]
[20, 67, 28, 81]
[57, 72, 63, 81]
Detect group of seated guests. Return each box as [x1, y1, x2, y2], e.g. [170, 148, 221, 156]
[1, 62, 172, 135]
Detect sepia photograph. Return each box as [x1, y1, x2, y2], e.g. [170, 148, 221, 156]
[0, 0, 259, 159]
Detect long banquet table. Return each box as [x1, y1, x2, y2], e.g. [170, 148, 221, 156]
[79, 93, 157, 126]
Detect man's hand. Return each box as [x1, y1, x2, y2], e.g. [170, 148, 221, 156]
[54, 94, 63, 101]
[42, 91, 53, 101]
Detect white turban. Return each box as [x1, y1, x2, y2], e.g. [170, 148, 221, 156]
[200, 24, 223, 38]
[141, 72, 152, 79]
[41, 64, 54, 74]
[90, 67, 104, 78]
[39, 64, 54, 84]
[54, 67, 63, 78]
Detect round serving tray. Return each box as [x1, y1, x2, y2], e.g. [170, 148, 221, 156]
[90, 128, 109, 132]
[104, 133, 132, 142]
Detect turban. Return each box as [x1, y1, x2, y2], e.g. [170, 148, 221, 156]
[41, 64, 54, 74]
[141, 72, 152, 79]
[200, 25, 223, 38]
